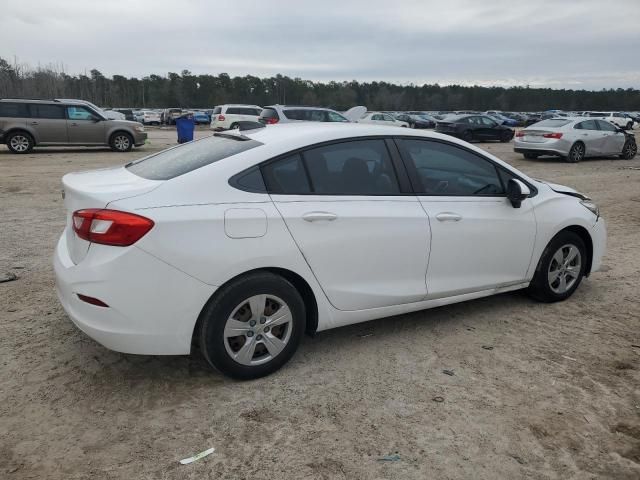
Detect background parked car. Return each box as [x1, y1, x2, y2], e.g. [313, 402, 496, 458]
[162, 108, 182, 125]
[485, 112, 519, 127]
[258, 105, 351, 124]
[141, 110, 161, 125]
[587, 112, 634, 130]
[192, 110, 211, 125]
[113, 109, 135, 121]
[358, 112, 409, 127]
[395, 113, 435, 128]
[0, 98, 146, 153]
[436, 114, 515, 142]
[515, 117, 637, 162]
[210, 104, 263, 130]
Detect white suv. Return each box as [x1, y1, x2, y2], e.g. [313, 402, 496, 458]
[210, 104, 263, 131]
[258, 105, 351, 124]
[587, 112, 634, 130]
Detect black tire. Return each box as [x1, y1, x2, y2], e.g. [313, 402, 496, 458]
[566, 142, 585, 163]
[626, 122, 633, 131]
[620, 138, 637, 160]
[527, 231, 587, 303]
[109, 132, 133, 152]
[500, 131, 513, 143]
[462, 130, 473, 142]
[6, 131, 34, 154]
[523, 153, 538, 160]
[199, 272, 305, 380]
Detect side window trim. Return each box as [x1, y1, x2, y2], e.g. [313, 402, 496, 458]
[393, 137, 537, 198]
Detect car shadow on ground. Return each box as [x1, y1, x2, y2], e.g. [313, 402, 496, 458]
[65, 288, 534, 398]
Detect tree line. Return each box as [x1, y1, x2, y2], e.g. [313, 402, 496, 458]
[1, 57, 639, 112]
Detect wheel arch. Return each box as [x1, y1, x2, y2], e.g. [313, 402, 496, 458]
[108, 129, 134, 143]
[190, 266, 319, 350]
[4, 127, 38, 145]
[562, 225, 593, 276]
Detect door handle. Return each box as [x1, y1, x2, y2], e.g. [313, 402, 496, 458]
[30, 121, 39, 125]
[70, 122, 78, 127]
[302, 211, 337, 222]
[435, 212, 462, 222]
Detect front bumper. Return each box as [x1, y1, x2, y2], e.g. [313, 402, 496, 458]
[54, 231, 214, 355]
[133, 131, 147, 147]
[588, 216, 607, 274]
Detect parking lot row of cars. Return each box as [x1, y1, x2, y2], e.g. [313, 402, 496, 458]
[1, 98, 637, 162]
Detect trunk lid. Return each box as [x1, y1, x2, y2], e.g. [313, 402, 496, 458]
[62, 166, 162, 264]
[519, 130, 554, 143]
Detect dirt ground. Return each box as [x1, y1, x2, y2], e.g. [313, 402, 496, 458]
[1, 126, 639, 480]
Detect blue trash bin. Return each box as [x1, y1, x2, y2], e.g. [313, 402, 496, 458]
[175, 114, 195, 143]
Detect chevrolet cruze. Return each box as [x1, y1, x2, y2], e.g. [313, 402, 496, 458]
[54, 123, 606, 379]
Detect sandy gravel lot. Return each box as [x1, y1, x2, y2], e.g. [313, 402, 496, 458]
[1, 127, 639, 479]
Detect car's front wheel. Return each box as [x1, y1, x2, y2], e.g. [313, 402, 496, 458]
[199, 272, 305, 379]
[109, 132, 133, 152]
[620, 138, 637, 160]
[527, 231, 587, 302]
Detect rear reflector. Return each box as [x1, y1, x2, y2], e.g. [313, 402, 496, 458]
[72, 209, 154, 247]
[543, 132, 563, 139]
[264, 117, 279, 124]
[77, 293, 109, 307]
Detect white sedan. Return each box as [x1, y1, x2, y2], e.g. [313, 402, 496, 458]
[55, 123, 606, 379]
[357, 112, 409, 127]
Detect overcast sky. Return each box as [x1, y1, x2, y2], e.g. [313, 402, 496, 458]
[1, 0, 639, 90]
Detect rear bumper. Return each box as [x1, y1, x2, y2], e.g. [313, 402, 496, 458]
[54, 231, 214, 355]
[514, 138, 569, 156]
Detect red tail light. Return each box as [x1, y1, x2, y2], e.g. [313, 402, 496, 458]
[543, 132, 563, 139]
[265, 117, 279, 124]
[72, 209, 154, 247]
[218, 114, 226, 121]
[515, 131, 525, 137]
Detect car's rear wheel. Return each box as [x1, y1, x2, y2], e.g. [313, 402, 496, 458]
[199, 272, 305, 379]
[527, 231, 586, 303]
[500, 131, 512, 143]
[109, 132, 133, 152]
[620, 138, 637, 160]
[523, 153, 538, 160]
[566, 142, 585, 163]
[7, 131, 34, 154]
[462, 130, 473, 142]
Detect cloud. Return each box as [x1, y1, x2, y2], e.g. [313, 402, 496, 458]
[1, 0, 639, 89]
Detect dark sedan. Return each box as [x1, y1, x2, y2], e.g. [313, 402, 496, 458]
[395, 113, 435, 129]
[435, 114, 515, 142]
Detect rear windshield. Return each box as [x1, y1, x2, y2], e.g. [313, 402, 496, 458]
[533, 119, 571, 128]
[126, 135, 263, 180]
[212, 107, 222, 114]
[259, 108, 279, 120]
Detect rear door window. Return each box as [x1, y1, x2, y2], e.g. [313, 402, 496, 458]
[303, 140, 400, 195]
[30, 104, 66, 119]
[127, 135, 263, 180]
[262, 154, 311, 194]
[0, 102, 30, 118]
[575, 120, 598, 130]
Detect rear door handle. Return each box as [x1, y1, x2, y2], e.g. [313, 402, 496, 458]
[29, 121, 39, 125]
[302, 211, 337, 222]
[436, 212, 462, 222]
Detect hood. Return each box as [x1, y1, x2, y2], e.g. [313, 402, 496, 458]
[343, 106, 367, 122]
[536, 179, 589, 200]
[109, 119, 142, 127]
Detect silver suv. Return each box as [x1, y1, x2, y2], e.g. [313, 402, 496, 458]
[0, 99, 147, 154]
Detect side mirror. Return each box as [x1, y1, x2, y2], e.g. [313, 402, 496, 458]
[507, 178, 530, 208]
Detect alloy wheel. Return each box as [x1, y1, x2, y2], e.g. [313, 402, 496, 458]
[223, 294, 293, 366]
[547, 244, 582, 294]
[569, 143, 584, 162]
[623, 141, 637, 159]
[114, 135, 130, 151]
[10, 135, 30, 152]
